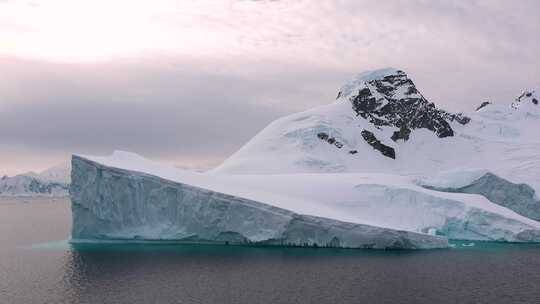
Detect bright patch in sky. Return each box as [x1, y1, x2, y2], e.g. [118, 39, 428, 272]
[0, 0, 317, 62]
[1, 0, 210, 61]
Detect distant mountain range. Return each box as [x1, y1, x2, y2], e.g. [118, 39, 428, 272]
[0, 159, 209, 197]
[0, 163, 70, 197]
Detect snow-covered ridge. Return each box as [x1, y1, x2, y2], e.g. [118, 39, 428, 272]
[338, 67, 400, 99]
[37, 162, 71, 184]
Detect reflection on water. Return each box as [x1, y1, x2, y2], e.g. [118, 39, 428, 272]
[54, 242, 540, 304]
[60, 244, 414, 304]
[1, 199, 540, 304]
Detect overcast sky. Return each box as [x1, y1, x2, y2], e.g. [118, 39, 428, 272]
[1, 0, 539, 175]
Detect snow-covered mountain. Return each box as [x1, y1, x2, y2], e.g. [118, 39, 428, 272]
[69, 68, 540, 249]
[0, 163, 71, 197]
[37, 162, 71, 184]
[212, 68, 540, 191]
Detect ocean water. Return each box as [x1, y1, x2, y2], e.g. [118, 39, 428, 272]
[0, 198, 539, 304]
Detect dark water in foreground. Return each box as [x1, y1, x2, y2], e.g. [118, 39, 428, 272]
[0, 199, 539, 304]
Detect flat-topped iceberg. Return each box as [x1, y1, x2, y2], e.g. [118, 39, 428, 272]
[70, 151, 540, 248]
[70, 154, 447, 249]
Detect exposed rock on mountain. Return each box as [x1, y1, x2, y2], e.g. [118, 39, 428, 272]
[476, 101, 491, 111]
[339, 69, 470, 142]
[512, 90, 538, 109]
[360, 130, 395, 159]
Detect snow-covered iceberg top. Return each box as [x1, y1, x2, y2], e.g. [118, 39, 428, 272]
[72, 151, 540, 245]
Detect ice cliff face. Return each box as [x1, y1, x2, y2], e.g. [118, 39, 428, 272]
[70, 155, 447, 249]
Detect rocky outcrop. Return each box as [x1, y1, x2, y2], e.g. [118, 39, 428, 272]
[512, 90, 539, 109]
[476, 101, 492, 111]
[70, 155, 448, 249]
[361, 130, 396, 159]
[317, 132, 344, 149]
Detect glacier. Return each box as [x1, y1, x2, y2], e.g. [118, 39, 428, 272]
[418, 170, 540, 221]
[70, 68, 540, 249]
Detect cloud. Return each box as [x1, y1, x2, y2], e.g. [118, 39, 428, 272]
[0, 56, 349, 174]
[0, 0, 539, 174]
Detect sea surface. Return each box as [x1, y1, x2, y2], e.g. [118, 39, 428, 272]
[0, 198, 539, 304]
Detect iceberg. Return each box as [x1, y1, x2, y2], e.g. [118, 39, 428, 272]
[70, 151, 540, 248]
[70, 154, 447, 249]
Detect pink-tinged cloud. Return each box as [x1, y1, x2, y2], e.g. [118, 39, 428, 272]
[0, 0, 539, 174]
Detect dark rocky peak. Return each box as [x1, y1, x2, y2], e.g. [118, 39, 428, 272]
[339, 68, 470, 142]
[512, 90, 538, 109]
